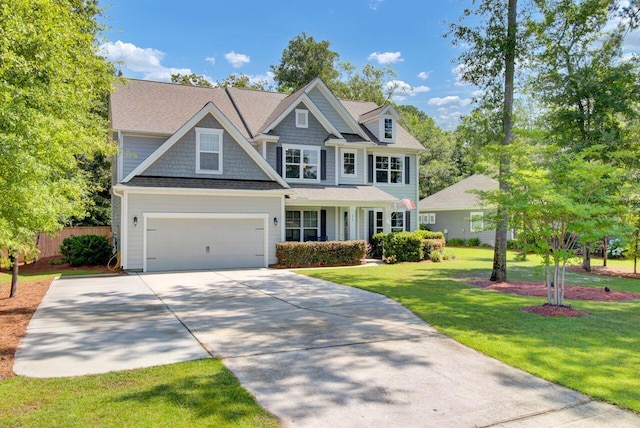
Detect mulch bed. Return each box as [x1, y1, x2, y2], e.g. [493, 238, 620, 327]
[0, 258, 117, 380]
[566, 265, 640, 280]
[522, 304, 590, 318]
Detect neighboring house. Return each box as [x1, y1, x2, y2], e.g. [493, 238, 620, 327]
[109, 78, 423, 272]
[419, 174, 513, 245]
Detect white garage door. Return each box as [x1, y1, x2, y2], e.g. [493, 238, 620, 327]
[145, 217, 266, 272]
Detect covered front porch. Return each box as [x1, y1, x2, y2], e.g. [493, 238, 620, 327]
[283, 185, 415, 243]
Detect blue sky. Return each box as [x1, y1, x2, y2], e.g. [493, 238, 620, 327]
[100, 0, 477, 129]
[99, 0, 639, 130]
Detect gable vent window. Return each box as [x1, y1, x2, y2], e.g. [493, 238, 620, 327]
[295, 109, 309, 128]
[196, 128, 223, 174]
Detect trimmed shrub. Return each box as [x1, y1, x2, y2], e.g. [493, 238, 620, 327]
[370, 233, 386, 259]
[275, 240, 366, 268]
[467, 237, 482, 247]
[60, 235, 113, 266]
[422, 238, 445, 259]
[384, 232, 423, 262]
[415, 230, 445, 240]
[446, 238, 466, 247]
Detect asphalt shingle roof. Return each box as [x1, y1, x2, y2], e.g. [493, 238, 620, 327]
[123, 176, 287, 191]
[419, 174, 498, 211]
[287, 185, 398, 204]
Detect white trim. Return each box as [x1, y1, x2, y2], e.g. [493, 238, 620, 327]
[295, 109, 308, 128]
[381, 116, 396, 143]
[142, 212, 269, 272]
[117, 131, 124, 182]
[282, 144, 321, 183]
[113, 184, 288, 197]
[373, 153, 405, 185]
[307, 78, 371, 140]
[251, 134, 280, 144]
[195, 127, 223, 174]
[261, 141, 267, 159]
[122, 102, 288, 188]
[340, 148, 358, 178]
[122, 191, 128, 269]
[284, 209, 320, 242]
[280, 196, 286, 242]
[263, 96, 342, 138]
[470, 211, 484, 232]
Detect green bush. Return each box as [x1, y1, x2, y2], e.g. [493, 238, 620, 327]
[415, 230, 445, 240]
[370, 233, 386, 259]
[60, 235, 113, 266]
[506, 239, 521, 250]
[467, 237, 482, 247]
[421, 238, 445, 258]
[384, 232, 423, 262]
[446, 238, 467, 246]
[275, 240, 366, 268]
[430, 250, 442, 262]
[441, 249, 456, 260]
[418, 224, 431, 231]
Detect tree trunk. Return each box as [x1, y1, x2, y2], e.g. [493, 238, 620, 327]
[9, 254, 18, 298]
[634, 233, 638, 274]
[545, 260, 552, 305]
[582, 244, 591, 272]
[602, 236, 607, 267]
[490, 0, 517, 283]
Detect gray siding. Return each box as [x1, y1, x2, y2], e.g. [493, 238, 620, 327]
[337, 148, 365, 185]
[423, 209, 495, 245]
[307, 87, 352, 134]
[142, 114, 270, 181]
[364, 120, 380, 141]
[122, 135, 165, 178]
[271, 106, 336, 185]
[125, 193, 282, 270]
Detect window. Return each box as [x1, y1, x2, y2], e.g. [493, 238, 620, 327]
[375, 155, 403, 184]
[470, 212, 484, 232]
[384, 117, 394, 140]
[295, 109, 308, 128]
[341, 149, 357, 176]
[196, 128, 223, 174]
[420, 213, 436, 225]
[391, 211, 404, 232]
[375, 210, 384, 234]
[284, 145, 319, 181]
[285, 210, 318, 242]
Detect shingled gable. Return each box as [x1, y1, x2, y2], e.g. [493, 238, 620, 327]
[121, 101, 288, 188]
[419, 174, 498, 211]
[260, 78, 370, 141]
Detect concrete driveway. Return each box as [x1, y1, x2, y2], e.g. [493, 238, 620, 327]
[15, 269, 640, 427]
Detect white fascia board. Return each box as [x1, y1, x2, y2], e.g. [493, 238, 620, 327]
[325, 140, 377, 149]
[251, 134, 280, 144]
[122, 102, 289, 189]
[418, 205, 489, 212]
[308, 79, 371, 141]
[262, 95, 343, 138]
[119, 130, 172, 138]
[112, 184, 288, 198]
[366, 146, 424, 154]
[285, 199, 396, 208]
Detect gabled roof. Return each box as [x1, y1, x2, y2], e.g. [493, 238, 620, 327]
[359, 104, 400, 124]
[419, 174, 498, 211]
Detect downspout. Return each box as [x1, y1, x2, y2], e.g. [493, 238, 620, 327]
[112, 186, 127, 270]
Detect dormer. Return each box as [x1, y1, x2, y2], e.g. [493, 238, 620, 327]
[359, 105, 400, 144]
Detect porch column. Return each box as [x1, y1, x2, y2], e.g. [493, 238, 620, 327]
[348, 206, 356, 240]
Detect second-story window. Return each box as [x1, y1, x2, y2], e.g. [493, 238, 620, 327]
[384, 118, 394, 140]
[295, 109, 308, 128]
[375, 155, 403, 184]
[284, 145, 319, 181]
[196, 128, 223, 174]
[341, 149, 357, 176]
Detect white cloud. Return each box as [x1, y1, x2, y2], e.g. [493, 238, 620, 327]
[99, 40, 194, 81]
[369, 0, 383, 10]
[205, 56, 216, 66]
[368, 51, 403, 64]
[387, 80, 430, 101]
[417, 71, 429, 80]
[225, 51, 250, 68]
[428, 96, 472, 108]
[249, 71, 275, 87]
[451, 64, 469, 86]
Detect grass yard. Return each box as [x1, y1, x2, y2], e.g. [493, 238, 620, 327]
[298, 247, 640, 413]
[0, 359, 278, 427]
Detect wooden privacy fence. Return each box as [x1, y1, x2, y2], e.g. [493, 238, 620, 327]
[1, 226, 112, 263]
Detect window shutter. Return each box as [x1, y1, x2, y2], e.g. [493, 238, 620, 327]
[321, 150, 327, 181]
[368, 155, 374, 183]
[320, 209, 327, 240]
[405, 211, 411, 231]
[368, 210, 375, 242]
[276, 147, 283, 176]
[405, 156, 410, 184]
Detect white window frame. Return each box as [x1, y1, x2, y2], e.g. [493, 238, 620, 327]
[374, 154, 404, 184]
[420, 213, 436, 225]
[391, 211, 404, 233]
[283, 144, 321, 182]
[470, 211, 484, 232]
[295, 109, 309, 128]
[341, 149, 357, 177]
[285, 209, 319, 242]
[381, 116, 395, 142]
[195, 127, 223, 174]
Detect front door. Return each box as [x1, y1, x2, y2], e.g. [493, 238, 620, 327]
[368, 209, 384, 242]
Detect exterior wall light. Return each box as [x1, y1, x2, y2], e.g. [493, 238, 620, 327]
[273, 217, 278, 226]
[133, 216, 138, 227]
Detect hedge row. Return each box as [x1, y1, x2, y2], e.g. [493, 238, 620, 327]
[275, 240, 367, 268]
[60, 235, 113, 266]
[371, 230, 446, 262]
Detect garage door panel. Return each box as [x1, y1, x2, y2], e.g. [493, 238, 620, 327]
[146, 217, 265, 272]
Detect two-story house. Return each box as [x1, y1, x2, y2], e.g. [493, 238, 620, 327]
[110, 78, 423, 272]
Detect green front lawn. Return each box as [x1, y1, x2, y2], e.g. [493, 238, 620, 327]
[0, 359, 278, 427]
[298, 248, 640, 413]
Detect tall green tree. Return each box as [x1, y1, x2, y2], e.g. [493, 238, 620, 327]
[449, 0, 522, 282]
[270, 32, 340, 93]
[333, 63, 396, 106]
[528, 0, 640, 270]
[0, 0, 115, 296]
[170, 73, 213, 87]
